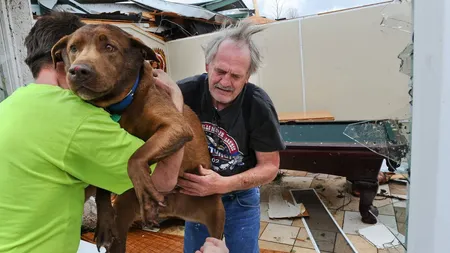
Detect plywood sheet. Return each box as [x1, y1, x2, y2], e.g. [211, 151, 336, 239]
[278, 111, 335, 122]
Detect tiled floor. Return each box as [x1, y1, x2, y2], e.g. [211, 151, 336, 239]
[156, 170, 408, 253]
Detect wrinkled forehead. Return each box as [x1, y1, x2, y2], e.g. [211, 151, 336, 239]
[68, 24, 130, 48]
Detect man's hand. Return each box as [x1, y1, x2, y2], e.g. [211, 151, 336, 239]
[177, 165, 230, 196]
[152, 69, 183, 112]
[195, 238, 229, 253]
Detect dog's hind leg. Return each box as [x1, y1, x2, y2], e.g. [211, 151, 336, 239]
[199, 195, 225, 239]
[204, 204, 226, 239]
[109, 189, 140, 253]
[85, 185, 96, 202]
[94, 188, 118, 252]
[162, 193, 225, 239]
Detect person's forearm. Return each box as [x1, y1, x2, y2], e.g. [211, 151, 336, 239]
[223, 164, 278, 193]
[152, 147, 184, 192]
[151, 89, 185, 193]
[170, 81, 184, 113]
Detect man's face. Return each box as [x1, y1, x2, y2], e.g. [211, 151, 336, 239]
[206, 39, 251, 110]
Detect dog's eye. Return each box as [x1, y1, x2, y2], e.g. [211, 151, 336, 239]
[70, 45, 77, 53]
[105, 44, 115, 52]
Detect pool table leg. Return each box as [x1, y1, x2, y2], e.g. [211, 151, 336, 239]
[354, 181, 379, 224]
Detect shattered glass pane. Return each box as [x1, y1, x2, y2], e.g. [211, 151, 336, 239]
[380, 17, 412, 34]
[398, 42, 413, 77]
[343, 120, 410, 166]
[379, 0, 413, 34]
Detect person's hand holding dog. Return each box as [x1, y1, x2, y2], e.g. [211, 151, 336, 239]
[177, 165, 231, 196]
[196, 237, 229, 253]
[153, 69, 184, 112]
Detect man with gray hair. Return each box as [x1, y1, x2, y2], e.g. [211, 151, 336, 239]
[176, 21, 286, 253]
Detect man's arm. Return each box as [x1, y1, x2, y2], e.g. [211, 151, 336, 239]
[223, 151, 279, 192]
[62, 113, 146, 195]
[63, 114, 184, 195]
[178, 151, 279, 196]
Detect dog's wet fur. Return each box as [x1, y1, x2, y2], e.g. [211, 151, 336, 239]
[51, 24, 225, 253]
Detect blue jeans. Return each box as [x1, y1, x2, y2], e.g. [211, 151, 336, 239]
[183, 187, 261, 253]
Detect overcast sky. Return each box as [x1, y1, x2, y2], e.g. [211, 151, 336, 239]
[246, 0, 386, 18]
[168, 0, 386, 19]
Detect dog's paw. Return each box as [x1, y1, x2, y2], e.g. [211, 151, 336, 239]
[94, 214, 119, 252]
[129, 171, 167, 226]
[138, 196, 162, 227]
[131, 170, 166, 202]
[134, 178, 167, 221]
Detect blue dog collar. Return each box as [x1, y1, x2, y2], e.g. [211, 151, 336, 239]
[107, 70, 141, 121]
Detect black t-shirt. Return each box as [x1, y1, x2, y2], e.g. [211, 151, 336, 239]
[177, 73, 286, 177]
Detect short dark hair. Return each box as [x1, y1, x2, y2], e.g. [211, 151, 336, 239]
[24, 12, 85, 78]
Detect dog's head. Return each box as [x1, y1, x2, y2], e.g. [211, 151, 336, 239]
[51, 24, 158, 107]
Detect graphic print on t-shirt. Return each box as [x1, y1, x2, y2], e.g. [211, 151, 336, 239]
[202, 122, 244, 172]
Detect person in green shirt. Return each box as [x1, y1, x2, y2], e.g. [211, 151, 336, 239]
[0, 12, 185, 253]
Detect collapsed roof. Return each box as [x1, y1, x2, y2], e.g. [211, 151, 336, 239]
[30, 0, 268, 41]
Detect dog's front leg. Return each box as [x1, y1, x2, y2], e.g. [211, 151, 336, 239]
[128, 121, 193, 226]
[94, 188, 118, 252]
[84, 185, 96, 202]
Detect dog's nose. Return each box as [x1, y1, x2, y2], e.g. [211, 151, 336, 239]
[68, 64, 94, 81]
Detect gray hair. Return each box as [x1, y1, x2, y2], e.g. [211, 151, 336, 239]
[202, 21, 265, 76]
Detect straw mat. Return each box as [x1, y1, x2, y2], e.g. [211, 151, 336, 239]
[81, 229, 287, 253]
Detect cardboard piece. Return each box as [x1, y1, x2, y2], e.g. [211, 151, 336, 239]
[358, 224, 402, 249]
[77, 240, 106, 253]
[268, 190, 309, 219]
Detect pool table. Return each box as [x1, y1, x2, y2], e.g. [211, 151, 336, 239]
[278, 119, 409, 224]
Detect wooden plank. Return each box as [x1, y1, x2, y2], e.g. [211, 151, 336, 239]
[278, 111, 335, 122]
[141, 12, 156, 22]
[152, 12, 224, 25]
[80, 19, 134, 24]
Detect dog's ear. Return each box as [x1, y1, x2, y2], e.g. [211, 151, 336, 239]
[129, 36, 159, 62]
[51, 35, 70, 69]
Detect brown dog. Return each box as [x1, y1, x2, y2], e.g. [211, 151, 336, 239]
[51, 24, 225, 252]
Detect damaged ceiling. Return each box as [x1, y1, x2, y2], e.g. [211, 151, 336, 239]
[30, 0, 271, 41]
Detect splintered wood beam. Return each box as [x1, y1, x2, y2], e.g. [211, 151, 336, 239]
[253, 0, 260, 16]
[142, 12, 156, 22]
[80, 19, 134, 24]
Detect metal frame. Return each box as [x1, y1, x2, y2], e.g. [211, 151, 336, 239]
[290, 188, 359, 253]
[199, 0, 243, 11]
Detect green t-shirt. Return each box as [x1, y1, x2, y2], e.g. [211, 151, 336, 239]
[0, 84, 154, 253]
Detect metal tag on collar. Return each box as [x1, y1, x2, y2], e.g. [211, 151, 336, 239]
[111, 114, 121, 122]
